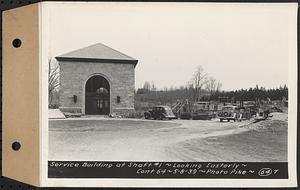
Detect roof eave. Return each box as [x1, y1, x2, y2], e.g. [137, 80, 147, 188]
[55, 57, 138, 67]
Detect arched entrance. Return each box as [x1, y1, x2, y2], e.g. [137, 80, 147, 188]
[85, 75, 110, 115]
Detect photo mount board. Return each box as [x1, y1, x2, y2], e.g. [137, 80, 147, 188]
[2, 3, 40, 186]
[2, 1, 298, 188]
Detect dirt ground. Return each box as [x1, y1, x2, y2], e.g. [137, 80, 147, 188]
[49, 112, 287, 162]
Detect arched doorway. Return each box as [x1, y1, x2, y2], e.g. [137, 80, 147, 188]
[85, 75, 110, 115]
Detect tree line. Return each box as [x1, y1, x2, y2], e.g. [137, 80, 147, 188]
[136, 65, 288, 105]
[202, 84, 288, 102]
[137, 65, 222, 103]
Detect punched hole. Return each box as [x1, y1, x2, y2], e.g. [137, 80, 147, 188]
[12, 141, 21, 151]
[12, 38, 22, 48]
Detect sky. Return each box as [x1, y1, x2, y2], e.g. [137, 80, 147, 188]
[45, 2, 297, 91]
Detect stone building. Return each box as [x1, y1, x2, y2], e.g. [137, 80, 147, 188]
[56, 43, 138, 115]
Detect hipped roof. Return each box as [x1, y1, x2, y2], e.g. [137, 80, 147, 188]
[56, 43, 138, 66]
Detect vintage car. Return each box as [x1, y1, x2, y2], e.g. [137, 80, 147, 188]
[144, 106, 177, 120]
[218, 105, 238, 122]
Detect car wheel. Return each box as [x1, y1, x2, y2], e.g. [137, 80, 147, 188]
[220, 119, 223, 122]
[144, 112, 151, 119]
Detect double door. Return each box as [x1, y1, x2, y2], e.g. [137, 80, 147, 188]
[85, 93, 109, 115]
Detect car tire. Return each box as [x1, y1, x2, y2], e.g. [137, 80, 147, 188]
[220, 119, 223, 122]
[144, 112, 151, 119]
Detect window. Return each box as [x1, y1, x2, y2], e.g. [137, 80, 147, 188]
[96, 87, 108, 94]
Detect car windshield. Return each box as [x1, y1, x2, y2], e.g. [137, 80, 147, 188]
[164, 107, 172, 111]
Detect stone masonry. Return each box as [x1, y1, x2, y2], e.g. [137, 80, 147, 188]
[59, 61, 135, 114]
[56, 43, 138, 115]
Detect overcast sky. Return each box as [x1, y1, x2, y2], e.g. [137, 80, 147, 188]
[46, 2, 297, 91]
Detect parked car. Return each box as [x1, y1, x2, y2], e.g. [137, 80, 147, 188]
[218, 105, 238, 122]
[144, 106, 177, 120]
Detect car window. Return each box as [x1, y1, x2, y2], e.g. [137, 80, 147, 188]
[165, 107, 172, 111]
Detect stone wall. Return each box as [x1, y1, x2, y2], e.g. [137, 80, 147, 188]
[58, 61, 135, 114]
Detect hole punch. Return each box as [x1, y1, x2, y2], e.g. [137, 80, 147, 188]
[12, 141, 21, 151]
[12, 38, 22, 48]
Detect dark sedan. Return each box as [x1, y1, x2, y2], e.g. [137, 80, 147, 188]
[144, 106, 177, 120]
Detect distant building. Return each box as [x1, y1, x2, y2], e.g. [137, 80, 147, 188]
[56, 43, 138, 115]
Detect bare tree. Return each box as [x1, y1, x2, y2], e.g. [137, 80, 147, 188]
[190, 65, 207, 102]
[150, 81, 157, 91]
[205, 76, 217, 96]
[48, 59, 60, 105]
[143, 81, 151, 91]
[216, 81, 222, 92]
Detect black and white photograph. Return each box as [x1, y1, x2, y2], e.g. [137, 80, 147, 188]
[42, 1, 297, 187]
[1, 1, 298, 188]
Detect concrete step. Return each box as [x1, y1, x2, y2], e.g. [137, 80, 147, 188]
[49, 109, 66, 119]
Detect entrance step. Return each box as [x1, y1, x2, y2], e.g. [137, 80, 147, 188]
[49, 109, 66, 119]
[81, 115, 108, 118]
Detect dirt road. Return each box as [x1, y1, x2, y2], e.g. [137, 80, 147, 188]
[49, 113, 287, 162]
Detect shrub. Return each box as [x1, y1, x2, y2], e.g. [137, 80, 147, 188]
[48, 104, 59, 109]
[122, 110, 144, 118]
